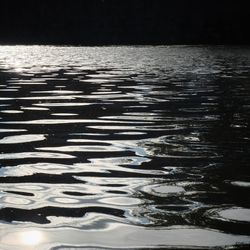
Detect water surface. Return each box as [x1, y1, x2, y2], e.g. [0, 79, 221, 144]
[0, 45, 250, 249]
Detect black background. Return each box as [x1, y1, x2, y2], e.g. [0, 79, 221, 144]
[0, 0, 249, 45]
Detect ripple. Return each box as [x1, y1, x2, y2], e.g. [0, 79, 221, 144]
[31, 90, 83, 94]
[100, 197, 142, 206]
[217, 207, 250, 222]
[37, 145, 123, 152]
[0, 162, 77, 176]
[21, 106, 49, 111]
[0, 134, 46, 144]
[2, 196, 33, 205]
[53, 197, 82, 204]
[0, 129, 27, 133]
[87, 125, 178, 131]
[19, 95, 77, 100]
[230, 181, 250, 188]
[81, 79, 123, 83]
[115, 131, 146, 135]
[87, 74, 121, 78]
[4, 190, 34, 197]
[0, 152, 75, 160]
[8, 81, 47, 85]
[1, 46, 250, 249]
[51, 113, 78, 116]
[0, 119, 150, 125]
[0, 88, 18, 92]
[143, 184, 185, 197]
[1, 110, 23, 114]
[17, 184, 46, 191]
[34, 102, 92, 107]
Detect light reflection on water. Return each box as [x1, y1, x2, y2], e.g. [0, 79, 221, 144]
[1, 224, 250, 250]
[19, 230, 44, 246]
[0, 46, 250, 249]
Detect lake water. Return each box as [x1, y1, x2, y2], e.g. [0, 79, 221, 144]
[0, 45, 250, 249]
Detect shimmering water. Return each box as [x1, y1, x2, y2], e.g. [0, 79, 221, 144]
[0, 45, 250, 249]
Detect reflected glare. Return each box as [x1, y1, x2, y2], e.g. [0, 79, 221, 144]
[20, 230, 43, 246]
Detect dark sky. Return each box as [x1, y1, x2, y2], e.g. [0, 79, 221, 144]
[0, 0, 249, 45]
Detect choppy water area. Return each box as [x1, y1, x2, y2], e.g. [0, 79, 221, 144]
[0, 45, 250, 249]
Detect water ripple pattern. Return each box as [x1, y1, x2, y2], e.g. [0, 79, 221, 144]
[0, 46, 250, 249]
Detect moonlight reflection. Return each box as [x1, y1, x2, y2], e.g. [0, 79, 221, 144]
[19, 230, 44, 246]
[0, 46, 250, 249]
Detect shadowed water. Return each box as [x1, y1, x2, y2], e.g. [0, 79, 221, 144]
[0, 46, 250, 249]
